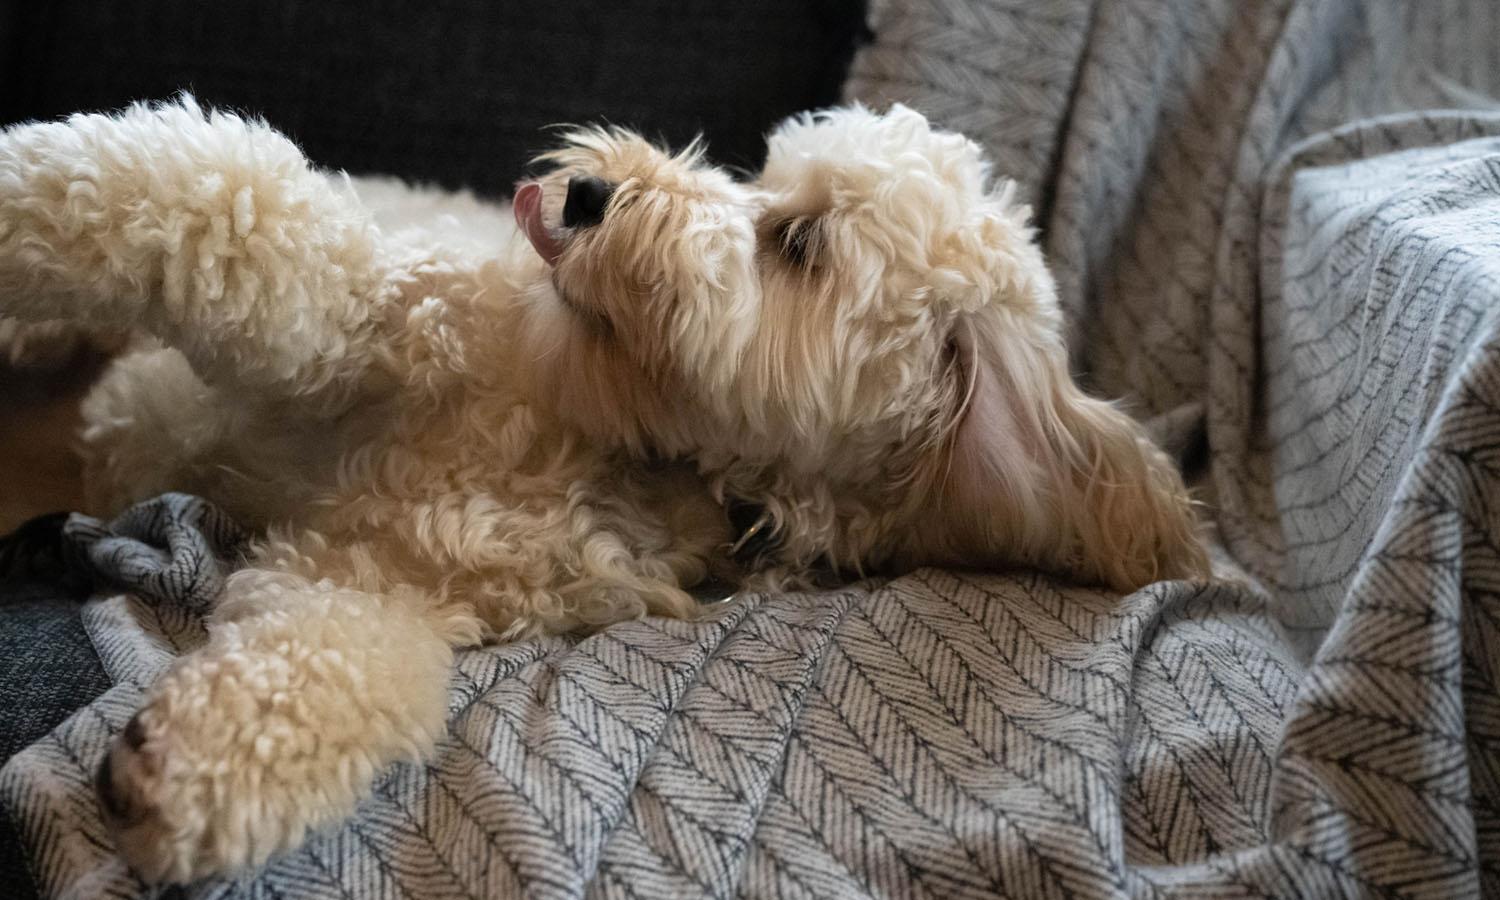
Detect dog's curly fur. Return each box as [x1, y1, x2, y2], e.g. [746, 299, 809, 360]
[0, 98, 1208, 882]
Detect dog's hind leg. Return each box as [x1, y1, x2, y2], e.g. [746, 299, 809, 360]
[93, 568, 469, 883]
[0, 98, 391, 410]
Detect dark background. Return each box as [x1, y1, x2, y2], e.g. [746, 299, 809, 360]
[0, 3, 867, 895]
[0, 0, 868, 195]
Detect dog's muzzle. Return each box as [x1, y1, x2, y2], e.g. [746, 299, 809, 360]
[514, 177, 617, 266]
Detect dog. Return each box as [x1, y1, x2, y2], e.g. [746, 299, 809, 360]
[0, 98, 1208, 882]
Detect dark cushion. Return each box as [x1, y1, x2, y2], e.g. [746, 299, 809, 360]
[1, 0, 869, 196]
[0, 582, 107, 762]
[0, 581, 109, 900]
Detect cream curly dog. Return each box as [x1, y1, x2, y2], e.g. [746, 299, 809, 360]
[0, 98, 1207, 881]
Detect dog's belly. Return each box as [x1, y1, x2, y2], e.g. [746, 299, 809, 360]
[279, 403, 732, 634]
[82, 353, 731, 635]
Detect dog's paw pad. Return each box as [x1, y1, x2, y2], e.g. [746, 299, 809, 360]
[95, 723, 157, 828]
[94, 714, 192, 881]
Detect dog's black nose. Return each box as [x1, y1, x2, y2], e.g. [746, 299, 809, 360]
[562, 175, 613, 228]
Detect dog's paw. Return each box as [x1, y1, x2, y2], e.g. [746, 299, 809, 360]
[93, 661, 362, 883]
[92, 579, 455, 883]
[94, 709, 231, 883]
[93, 704, 312, 884]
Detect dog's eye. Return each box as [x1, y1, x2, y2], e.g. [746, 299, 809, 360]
[770, 218, 817, 268]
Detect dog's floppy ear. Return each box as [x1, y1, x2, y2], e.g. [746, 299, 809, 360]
[901, 216, 1209, 590]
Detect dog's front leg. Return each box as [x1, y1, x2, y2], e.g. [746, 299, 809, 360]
[0, 99, 389, 408]
[94, 570, 457, 883]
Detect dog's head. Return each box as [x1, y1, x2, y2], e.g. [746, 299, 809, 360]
[515, 105, 1208, 589]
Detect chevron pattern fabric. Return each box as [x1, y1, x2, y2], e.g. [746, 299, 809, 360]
[848, 0, 1500, 895]
[5, 0, 1500, 896]
[7, 559, 1305, 900]
[63, 493, 247, 613]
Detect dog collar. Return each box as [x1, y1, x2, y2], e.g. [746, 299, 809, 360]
[726, 499, 779, 564]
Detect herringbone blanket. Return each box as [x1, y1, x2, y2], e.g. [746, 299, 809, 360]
[5, 0, 1500, 896]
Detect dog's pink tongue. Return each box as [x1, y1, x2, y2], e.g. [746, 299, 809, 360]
[514, 183, 563, 266]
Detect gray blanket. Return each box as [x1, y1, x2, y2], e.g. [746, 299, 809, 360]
[5, 0, 1500, 896]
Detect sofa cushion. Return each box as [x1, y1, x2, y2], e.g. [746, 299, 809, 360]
[1, 0, 869, 196]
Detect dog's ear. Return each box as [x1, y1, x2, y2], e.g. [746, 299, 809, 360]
[901, 291, 1209, 593]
